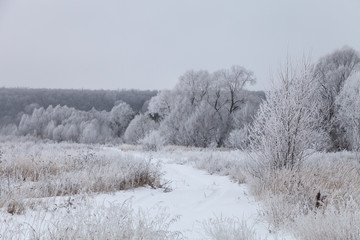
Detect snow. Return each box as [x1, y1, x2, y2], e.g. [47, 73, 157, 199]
[94, 149, 286, 239]
[0, 146, 293, 239]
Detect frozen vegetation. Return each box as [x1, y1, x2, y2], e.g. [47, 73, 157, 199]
[0, 46, 359, 239]
[0, 138, 276, 239]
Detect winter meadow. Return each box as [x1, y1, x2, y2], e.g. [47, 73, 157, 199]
[0, 46, 359, 239]
[1, 0, 360, 239]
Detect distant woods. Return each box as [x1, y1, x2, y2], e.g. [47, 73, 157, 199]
[0, 88, 157, 126]
[1, 46, 359, 151]
[0, 88, 156, 143]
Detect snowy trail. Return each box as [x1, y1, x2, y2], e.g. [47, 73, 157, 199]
[96, 151, 282, 239]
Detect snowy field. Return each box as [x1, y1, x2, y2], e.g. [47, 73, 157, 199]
[0, 138, 293, 239]
[1, 137, 359, 239]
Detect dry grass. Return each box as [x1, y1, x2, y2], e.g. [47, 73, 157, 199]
[289, 207, 360, 240]
[201, 216, 260, 240]
[162, 145, 230, 152]
[0, 138, 163, 213]
[0, 198, 183, 240]
[148, 149, 249, 184]
[248, 151, 360, 237]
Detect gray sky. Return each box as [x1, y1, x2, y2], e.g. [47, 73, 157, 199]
[0, 0, 359, 91]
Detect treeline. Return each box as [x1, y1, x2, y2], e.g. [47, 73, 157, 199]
[0, 66, 264, 146]
[17, 103, 134, 143]
[1, 46, 359, 151]
[126, 46, 360, 151]
[0, 88, 157, 126]
[250, 46, 360, 162]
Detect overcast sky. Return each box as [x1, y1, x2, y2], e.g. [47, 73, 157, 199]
[0, 0, 359, 91]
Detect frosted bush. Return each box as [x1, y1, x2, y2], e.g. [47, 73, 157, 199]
[289, 206, 360, 240]
[248, 151, 360, 234]
[151, 148, 249, 184]
[225, 126, 250, 150]
[139, 130, 165, 151]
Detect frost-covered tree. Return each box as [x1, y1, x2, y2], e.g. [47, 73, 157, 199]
[314, 46, 360, 150]
[177, 70, 211, 106]
[110, 102, 135, 137]
[0, 88, 157, 127]
[17, 103, 135, 143]
[150, 66, 258, 148]
[336, 70, 360, 151]
[157, 97, 194, 146]
[250, 60, 324, 170]
[210, 65, 255, 146]
[148, 90, 175, 120]
[124, 114, 158, 144]
[182, 102, 220, 147]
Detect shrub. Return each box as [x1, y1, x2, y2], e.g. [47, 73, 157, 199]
[202, 216, 260, 240]
[139, 130, 165, 151]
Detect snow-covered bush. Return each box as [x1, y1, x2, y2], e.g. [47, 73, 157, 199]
[153, 148, 249, 184]
[248, 151, 360, 233]
[289, 207, 360, 240]
[225, 126, 250, 149]
[139, 130, 165, 151]
[250, 60, 324, 171]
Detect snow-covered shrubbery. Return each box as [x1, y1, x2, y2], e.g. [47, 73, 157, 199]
[139, 130, 165, 151]
[151, 147, 249, 184]
[248, 151, 360, 236]
[0, 198, 182, 240]
[249, 60, 324, 172]
[289, 207, 360, 240]
[225, 126, 250, 150]
[0, 137, 163, 212]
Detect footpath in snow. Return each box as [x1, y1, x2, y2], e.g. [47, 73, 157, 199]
[97, 151, 285, 239]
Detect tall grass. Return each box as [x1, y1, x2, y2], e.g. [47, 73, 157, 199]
[0, 138, 163, 213]
[152, 147, 249, 184]
[248, 151, 360, 238]
[156, 146, 360, 239]
[201, 216, 260, 240]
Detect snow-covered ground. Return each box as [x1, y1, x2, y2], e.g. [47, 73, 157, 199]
[94, 148, 289, 239]
[0, 145, 293, 239]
